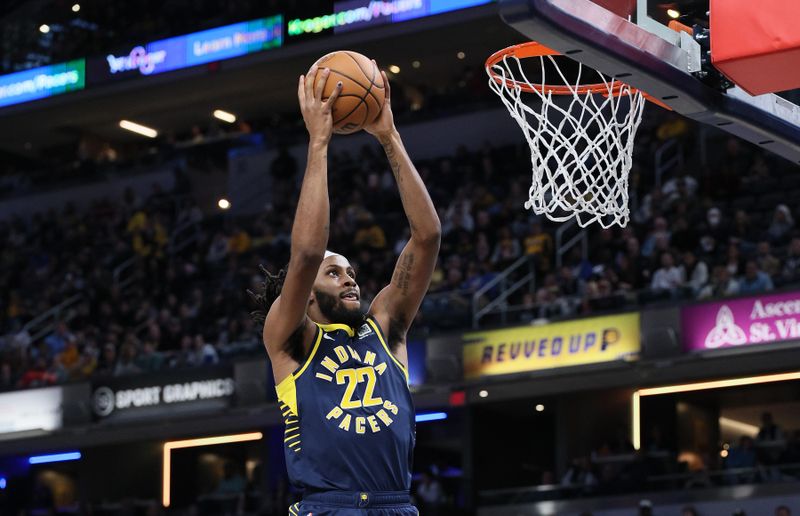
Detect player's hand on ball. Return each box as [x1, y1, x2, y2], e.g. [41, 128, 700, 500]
[298, 66, 342, 145]
[364, 67, 395, 138]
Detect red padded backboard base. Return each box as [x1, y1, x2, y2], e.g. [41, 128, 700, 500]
[710, 0, 800, 96]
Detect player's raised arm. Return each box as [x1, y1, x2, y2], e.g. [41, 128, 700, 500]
[366, 68, 441, 353]
[261, 67, 342, 378]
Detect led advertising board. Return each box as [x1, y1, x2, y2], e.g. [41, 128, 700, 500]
[287, 0, 491, 36]
[0, 59, 85, 108]
[91, 15, 283, 83]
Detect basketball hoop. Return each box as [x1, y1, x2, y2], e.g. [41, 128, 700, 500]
[486, 42, 661, 228]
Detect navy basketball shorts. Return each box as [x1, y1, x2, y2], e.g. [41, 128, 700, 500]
[289, 491, 418, 516]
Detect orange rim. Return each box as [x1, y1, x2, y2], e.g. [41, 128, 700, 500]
[486, 42, 670, 109]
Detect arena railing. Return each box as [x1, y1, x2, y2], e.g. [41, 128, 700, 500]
[471, 254, 537, 328]
[555, 218, 588, 270]
[21, 293, 84, 342]
[654, 137, 685, 188]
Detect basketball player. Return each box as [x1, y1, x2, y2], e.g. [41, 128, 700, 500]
[250, 65, 440, 515]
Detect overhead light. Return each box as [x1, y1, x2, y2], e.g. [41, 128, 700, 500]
[0, 477, 6, 489]
[72, 4, 80, 12]
[411, 60, 421, 69]
[388, 65, 400, 74]
[217, 198, 231, 210]
[29, 451, 81, 464]
[416, 412, 447, 423]
[632, 392, 641, 450]
[667, 8, 680, 19]
[638, 371, 800, 397]
[119, 120, 158, 138]
[535, 404, 545, 412]
[162, 432, 262, 507]
[719, 416, 759, 436]
[457, 51, 466, 60]
[478, 390, 488, 398]
[213, 109, 236, 123]
[39, 24, 50, 34]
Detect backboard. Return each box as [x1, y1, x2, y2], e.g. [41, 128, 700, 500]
[497, 0, 800, 164]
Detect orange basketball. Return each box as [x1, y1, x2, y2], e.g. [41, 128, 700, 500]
[310, 50, 385, 134]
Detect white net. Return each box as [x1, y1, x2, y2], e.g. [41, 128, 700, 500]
[487, 51, 646, 228]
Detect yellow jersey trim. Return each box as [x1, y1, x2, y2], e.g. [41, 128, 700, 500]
[367, 317, 409, 383]
[294, 325, 323, 379]
[276, 378, 298, 417]
[317, 321, 356, 337]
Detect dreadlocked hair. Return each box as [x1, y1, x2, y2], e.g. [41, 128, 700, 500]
[247, 264, 287, 325]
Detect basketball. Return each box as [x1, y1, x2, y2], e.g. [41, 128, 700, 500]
[310, 50, 385, 134]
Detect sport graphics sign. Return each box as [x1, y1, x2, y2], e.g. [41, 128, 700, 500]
[463, 313, 640, 379]
[682, 290, 800, 351]
[92, 368, 235, 420]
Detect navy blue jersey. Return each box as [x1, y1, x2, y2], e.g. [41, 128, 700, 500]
[276, 316, 415, 493]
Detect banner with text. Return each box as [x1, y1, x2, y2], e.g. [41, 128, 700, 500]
[288, 0, 491, 36]
[463, 313, 640, 379]
[0, 59, 85, 108]
[682, 290, 800, 352]
[91, 367, 235, 421]
[88, 16, 282, 84]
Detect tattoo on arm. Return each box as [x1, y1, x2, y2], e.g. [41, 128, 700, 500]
[379, 136, 402, 184]
[393, 252, 415, 295]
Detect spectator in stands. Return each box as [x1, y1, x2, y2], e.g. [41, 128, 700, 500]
[682, 506, 699, 516]
[725, 242, 745, 278]
[768, 205, 795, 246]
[757, 412, 785, 479]
[491, 227, 522, 270]
[136, 340, 165, 372]
[638, 499, 653, 516]
[680, 251, 709, 296]
[194, 334, 219, 365]
[782, 237, 800, 283]
[775, 505, 791, 516]
[731, 210, 758, 244]
[44, 321, 73, 358]
[415, 472, 444, 515]
[701, 207, 729, 245]
[353, 211, 387, 250]
[642, 217, 671, 258]
[756, 241, 782, 277]
[114, 339, 142, 376]
[699, 266, 740, 299]
[522, 219, 553, 273]
[535, 276, 571, 319]
[54, 335, 81, 381]
[561, 457, 598, 493]
[17, 357, 56, 388]
[96, 342, 118, 376]
[619, 237, 651, 289]
[651, 252, 684, 295]
[739, 260, 775, 295]
[782, 430, 800, 464]
[725, 436, 758, 484]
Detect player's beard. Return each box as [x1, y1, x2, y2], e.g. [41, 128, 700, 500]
[313, 289, 366, 328]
